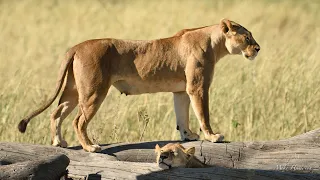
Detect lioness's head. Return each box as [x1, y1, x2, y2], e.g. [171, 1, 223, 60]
[155, 143, 195, 169]
[220, 19, 260, 60]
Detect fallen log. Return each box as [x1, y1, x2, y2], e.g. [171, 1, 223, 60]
[0, 128, 319, 179]
[93, 128, 320, 173]
[0, 154, 69, 180]
[0, 141, 117, 164]
[67, 161, 320, 180]
[102, 129, 320, 172]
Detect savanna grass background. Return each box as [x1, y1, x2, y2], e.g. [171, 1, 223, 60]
[0, 0, 319, 146]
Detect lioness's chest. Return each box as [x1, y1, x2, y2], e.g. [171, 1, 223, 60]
[112, 78, 186, 95]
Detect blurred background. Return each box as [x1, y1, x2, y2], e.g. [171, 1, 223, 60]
[0, 0, 319, 146]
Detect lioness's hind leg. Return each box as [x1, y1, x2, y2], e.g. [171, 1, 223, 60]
[75, 87, 109, 152]
[50, 68, 78, 148]
[71, 52, 111, 152]
[173, 92, 199, 141]
[51, 101, 77, 147]
[50, 79, 78, 148]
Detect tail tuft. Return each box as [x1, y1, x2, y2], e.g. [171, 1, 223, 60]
[18, 119, 28, 133]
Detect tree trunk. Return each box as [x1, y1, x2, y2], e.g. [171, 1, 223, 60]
[0, 154, 69, 180]
[0, 128, 319, 180]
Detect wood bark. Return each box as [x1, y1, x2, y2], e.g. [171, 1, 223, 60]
[67, 161, 320, 180]
[0, 154, 69, 180]
[0, 128, 319, 180]
[88, 128, 320, 173]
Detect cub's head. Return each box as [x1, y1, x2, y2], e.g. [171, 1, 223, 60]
[220, 19, 260, 60]
[155, 143, 195, 169]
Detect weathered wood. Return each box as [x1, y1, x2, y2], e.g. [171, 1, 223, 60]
[0, 128, 319, 179]
[97, 128, 320, 173]
[0, 142, 117, 164]
[0, 154, 69, 180]
[67, 161, 320, 180]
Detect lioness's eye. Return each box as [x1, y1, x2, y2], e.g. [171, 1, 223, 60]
[245, 37, 250, 42]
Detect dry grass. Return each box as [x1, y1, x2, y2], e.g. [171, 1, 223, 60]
[0, 0, 319, 146]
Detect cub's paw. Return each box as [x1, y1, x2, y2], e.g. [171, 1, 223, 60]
[205, 134, 224, 142]
[183, 132, 200, 141]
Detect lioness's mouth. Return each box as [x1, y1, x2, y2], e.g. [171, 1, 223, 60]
[159, 162, 172, 169]
[242, 51, 257, 61]
[243, 53, 257, 61]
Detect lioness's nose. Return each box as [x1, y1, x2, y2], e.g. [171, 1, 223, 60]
[160, 155, 168, 160]
[255, 46, 260, 52]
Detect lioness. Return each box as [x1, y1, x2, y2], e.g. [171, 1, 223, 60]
[155, 143, 207, 169]
[18, 19, 260, 152]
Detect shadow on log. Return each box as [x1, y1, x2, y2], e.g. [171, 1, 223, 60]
[0, 128, 319, 179]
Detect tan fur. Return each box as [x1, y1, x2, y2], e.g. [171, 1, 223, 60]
[18, 19, 260, 152]
[155, 143, 207, 168]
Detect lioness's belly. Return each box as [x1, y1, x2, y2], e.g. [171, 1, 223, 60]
[113, 79, 186, 95]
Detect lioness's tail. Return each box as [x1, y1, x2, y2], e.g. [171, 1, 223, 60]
[18, 50, 76, 133]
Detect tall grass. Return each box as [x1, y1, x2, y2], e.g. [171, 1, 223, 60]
[0, 0, 319, 146]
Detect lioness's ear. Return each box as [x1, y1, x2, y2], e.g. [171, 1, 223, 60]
[155, 144, 161, 153]
[185, 147, 195, 155]
[220, 18, 234, 34]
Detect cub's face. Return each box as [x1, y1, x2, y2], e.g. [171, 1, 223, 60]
[155, 143, 195, 169]
[221, 19, 260, 60]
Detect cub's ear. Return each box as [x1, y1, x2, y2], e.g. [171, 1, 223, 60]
[185, 147, 195, 155]
[155, 144, 161, 153]
[220, 18, 235, 35]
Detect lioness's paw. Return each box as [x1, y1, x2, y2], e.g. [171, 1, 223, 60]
[87, 144, 102, 153]
[205, 134, 224, 142]
[52, 139, 68, 148]
[183, 133, 200, 141]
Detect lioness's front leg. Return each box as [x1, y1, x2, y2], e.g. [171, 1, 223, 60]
[187, 89, 224, 142]
[173, 92, 199, 141]
[185, 59, 224, 143]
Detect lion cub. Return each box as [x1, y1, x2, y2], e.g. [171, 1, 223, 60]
[155, 143, 207, 169]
